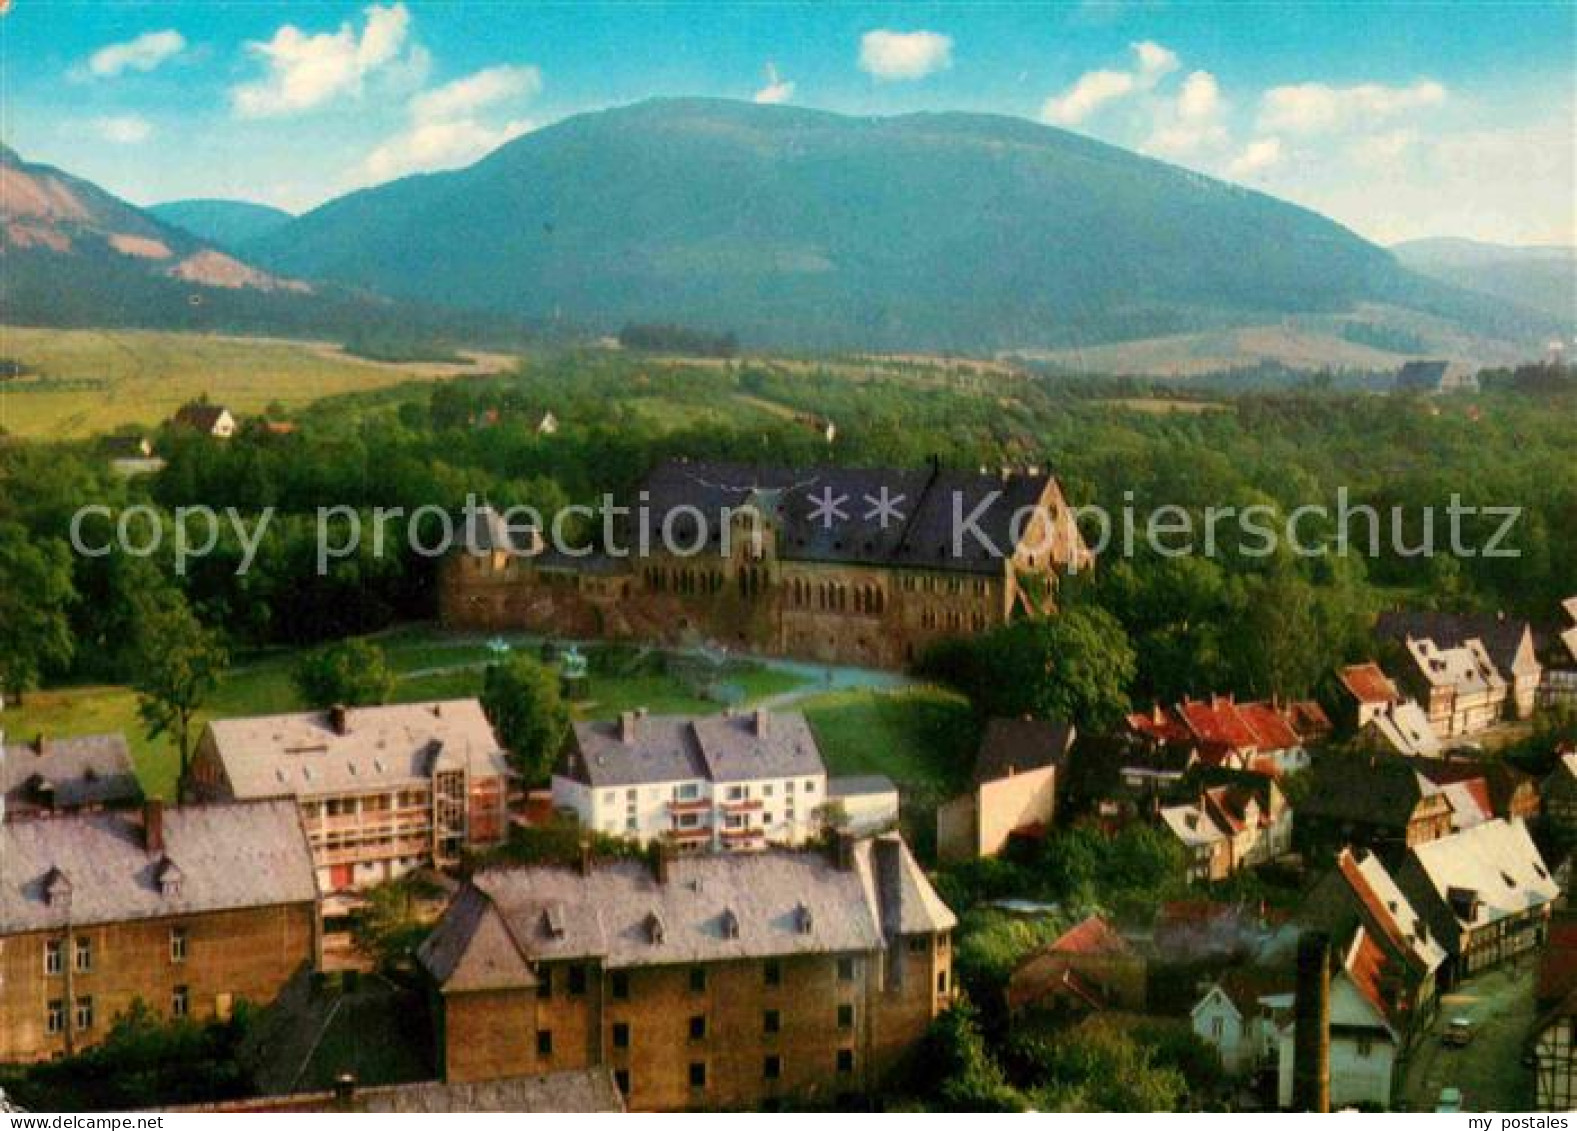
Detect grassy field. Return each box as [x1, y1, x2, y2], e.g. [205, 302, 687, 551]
[0, 326, 517, 439]
[0, 626, 811, 799]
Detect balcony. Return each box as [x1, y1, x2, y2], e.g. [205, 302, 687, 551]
[718, 797, 764, 813]
[719, 825, 763, 843]
[666, 826, 712, 844]
[667, 798, 711, 815]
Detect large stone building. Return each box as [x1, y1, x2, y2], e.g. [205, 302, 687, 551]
[415, 834, 954, 1110]
[190, 701, 511, 893]
[0, 799, 319, 1062]
[440, 459, 1092, 669]
[554, 708, 894, 851]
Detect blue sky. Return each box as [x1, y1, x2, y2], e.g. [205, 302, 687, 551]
[5, 1, 1574, 244]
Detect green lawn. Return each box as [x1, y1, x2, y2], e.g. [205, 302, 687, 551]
[2, 627, 811, 797]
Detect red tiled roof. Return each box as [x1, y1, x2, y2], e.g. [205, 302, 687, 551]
[1337, 849, 1420, 972]
[1345, 927, 1403, 1027]
[1237, 702, 1302, 752]
[1052, 914, 1136, 958]
[1340, 663, 1400, 706]
[1125, 707, 1191, 745]
[1284, 699, 1333, 737]
[1177, 698, 1262, 752]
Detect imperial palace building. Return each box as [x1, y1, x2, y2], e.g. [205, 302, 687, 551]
[439, 458, 1092, 669]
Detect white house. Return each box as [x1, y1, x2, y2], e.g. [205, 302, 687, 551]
[1191, 971, 1292, 1075]
[1276, 932, 1399, 1110]
[553, 708, 892, 851]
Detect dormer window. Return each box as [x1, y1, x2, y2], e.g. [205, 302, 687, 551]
[542, 906, 566, 940]
[721, 908, 740, 940]
[646, 912, 666, 945]
[156, 856, 184, 899]
[795, 903, 814, 935]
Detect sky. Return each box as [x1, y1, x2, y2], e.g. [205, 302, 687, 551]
[4, 1, 1574, 246]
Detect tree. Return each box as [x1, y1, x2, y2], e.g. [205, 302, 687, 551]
[292, 638, 395, 708]
[481, 654, 570, 783]
[0, 523, 75, 704]
[132, 588, 228, 787]
[909, 1000, 1025, 1111]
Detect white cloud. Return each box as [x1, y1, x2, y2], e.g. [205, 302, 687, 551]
[1041, 40, 1181, 127]
[1350, 129, 1417, 167]
[1041, 69, 1135, 126]
[410, 65, 540, 122]
[231, 3, 416, 118]
[85, 29, 186, 78]
[91, 115, 154, 144]
[1258, 79, 1446, 135]
[754, 62, 795, 105]
[363, 116, 534, 181]
[1228, 137, 1282, 178]
[360, 61, 543, 182]
[1144, 70, 1228, 156]
[858, 30, 953, 82]
[1132, 40, 1178, 88]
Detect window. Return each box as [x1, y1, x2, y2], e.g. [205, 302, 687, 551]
[689, 1062, 707, 1090]
[1211, 1016, 1225, 1040]
[46, 1000, 64, 1034]
[611, 971, 630, 1000]
[689, 1014, 707, 1041]
[676, 783, 699, 800]
[803, 780, 816, 794]
[44, 938, 63, 976]
[171, 986, 189, 1018]
[764, 959, 782, 987]
[837, 957, 856, 982]
[937, 970, 949, 994]
[764, 1055, 782, 1081]
[612, 1022, 630, 1049]
[726, 785, 746, 801]
[537, 1030, 554, 1058]
[764, 1009, 781, 1034]
[170, 927, 188, 963]
[837, 1048, 854, 1074]
[626, 789, 637, 802]
[568, 965, 587, 995]
[537, 968, 552, 999]
[75, 996, 94, 1031]
[689, 966, 706, 993]
[837, 1003, 854, 1030]
[908, 936, 929, 954]
[614, 1070, 630, 1096]
[72, 938, 92, 973]
[625, 816, 637, 832]
[1357, 1036, 1373, 1058]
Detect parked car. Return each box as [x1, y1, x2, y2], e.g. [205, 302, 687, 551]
[1442, 1016, 1475, 1047]
[1435, 1087, 1464, 1113]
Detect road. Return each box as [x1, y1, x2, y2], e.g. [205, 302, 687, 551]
[1399, 959, 1537, 1112]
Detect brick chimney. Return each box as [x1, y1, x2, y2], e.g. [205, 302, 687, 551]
[1293, 931, 1331, 1113]
[144, 798, 165, 854]
[31, 732, 46, 756]
[577, 840, 594, 876]
[620, 711, 638, 744]
[754, 708, 770, 738]
[329, 704, 349, 736]
[652, 842, 674, 885]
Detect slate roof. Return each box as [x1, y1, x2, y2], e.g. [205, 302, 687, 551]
[635, 458, 1084, 576]
[418, 834, 952, 988]
[1378, 610, 1540, 680]
[1417, 759, 1535, 820]
[1300, 752, 1442, 828]
[0, 799, 317, 934]
[162, 1069, 626, 1113]
[827, 774, 897, 798]
[1406, 819, 1558, 930]
[973, 717, 1075, 785]
[2, 733, 142, 814]
[172, 403, 232, 432]
[1330, 848, 1447, 974]
[1405, 636, 1503, 696]
[204, 700, 510, 800]
[1395, 360, 1451, 392]
[1361, 701, 1441, 758]
[1161, 801, 1227, 847]
[563, 710, 824, 788]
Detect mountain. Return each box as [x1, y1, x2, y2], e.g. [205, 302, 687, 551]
[249, 98, 1555, 354]
[0, 145, 532, 344]
[1393, 237, 1576, 323]
[149, 198, 294, 252]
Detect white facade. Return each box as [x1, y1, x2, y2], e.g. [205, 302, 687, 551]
[1275, 975, 1396, 1110]
[553, 768, 828, 850]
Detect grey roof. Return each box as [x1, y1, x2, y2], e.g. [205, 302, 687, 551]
[1362, 701, 1442, 758]
[1405, 819, 1558, 928]
[2, 733, 142, 813]
[974, 717, 1075, 785]
[564, 709, 824, 788]
[828, 774, 898, 798]
[161, 1070, 625, 1113]
[0, 799, 317, 934]
[1378, 610, 1540, 680]
[419, 834, 954, 988]
[1394, 360, 1450, 391]
[637, 458, 1071, 576]
[1402, 636, 1505, 696]
[1300, 751, 1442, 827]
[204, 700, 510, 800]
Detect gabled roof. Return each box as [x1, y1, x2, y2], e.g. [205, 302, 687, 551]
[1331, 848, 1447, 974]
[1378, 610, 1540, 681]
[1161, 800, 1228, 847]
[563, 710, 824, 789]
[2, 733, 141, 813]
[1417, 758, 1536, 818]
[0, 800, 316, 933]
[1361, 701, 1441, 758]
[1195, 967, 1295, 1021]
[973, 717, 1075, 785]
[1403, 636, 1506, 696]
[1339, 663, 1401, 706]
[1342, 926, 1405, 1032]
[1406, 819, 1558, 929]
[172, 402, 232, 431]
[204, 700, 509, 800]
[1437, 780, 1494, 830]
[1050, 914, 1136, 958]
[418, 835, 952, 988]
[1300, 751, 1443, 827]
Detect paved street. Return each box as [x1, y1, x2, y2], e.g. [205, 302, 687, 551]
[1400, 960, 1538, 1112]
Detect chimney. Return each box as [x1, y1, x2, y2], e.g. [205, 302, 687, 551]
[329, 704, 349, 736]
[31, 732, 45, 756]
[834, 830, 858, 872]
[754, 708, 770, 738]
[144, 798, 165, 854]
[1293, 931, 1331, 1113]
[578, 841, 594, 876]
[620, 711, 638, 744]
[652, 842, 674, 885]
